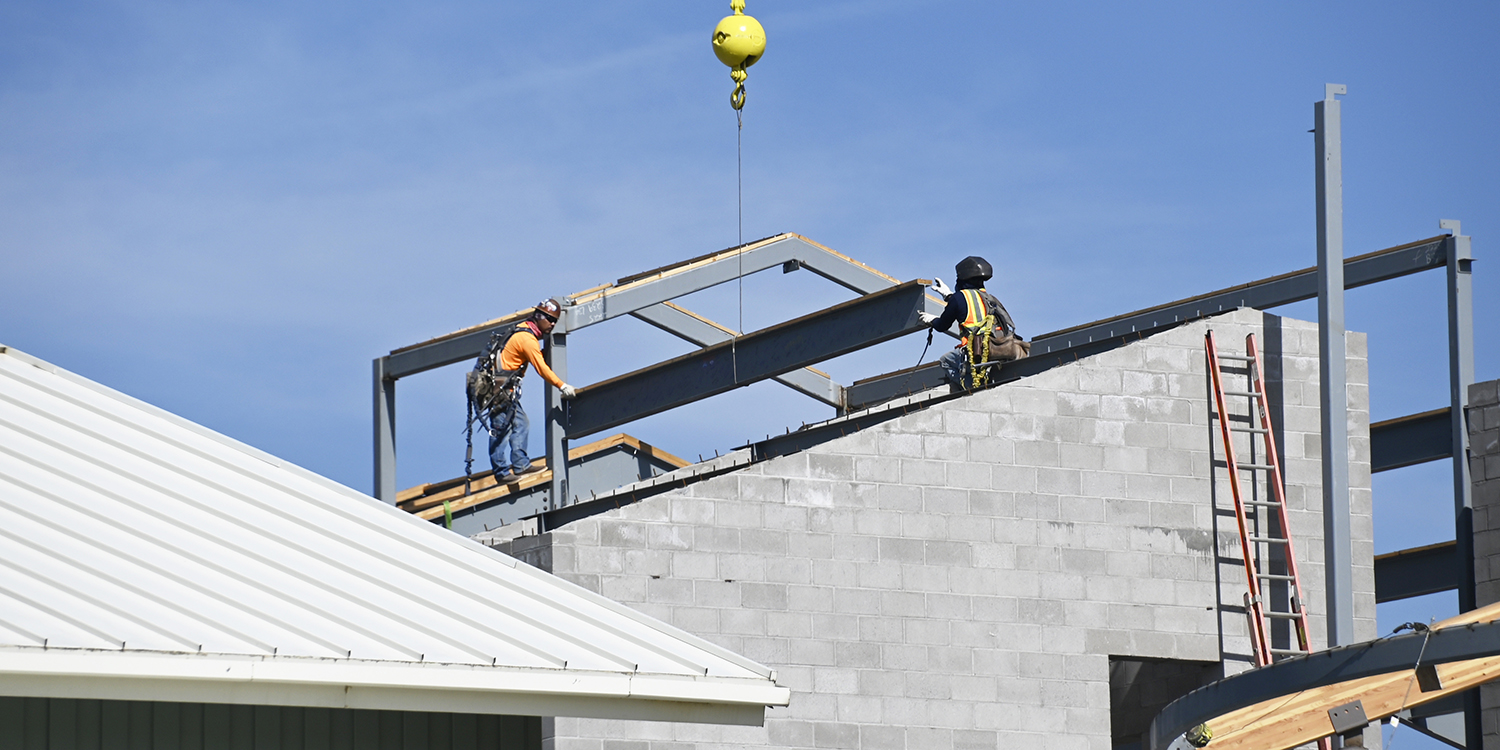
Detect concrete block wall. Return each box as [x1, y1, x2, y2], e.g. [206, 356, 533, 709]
[1470, 379, 1500, 748]
[496, 308, 1375, 750]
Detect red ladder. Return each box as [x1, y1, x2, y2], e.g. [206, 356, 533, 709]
[1206, 331, 1316, 667]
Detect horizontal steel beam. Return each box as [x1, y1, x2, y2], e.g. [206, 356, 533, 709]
[1371, 407, 1453, 472]
[632, 302, 845, 409]
[567, 281, 930, 438]
[1035, 236, 1447, 355]
[565, 234, 905, 332]
[1150, 617, 1500, 749]
[1374, 541, 1457, 603]
[844, 236, 1450, 411]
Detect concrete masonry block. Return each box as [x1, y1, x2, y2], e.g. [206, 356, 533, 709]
[693, 579, 740, 608]
[877, 432, 925, 460]
[1101, 550, 1150, 579]
[719, 552, 768, 581]
[787, 584, 837, 614]
[972, 541, 1017, 570]
[1036, 467, 1082, 495]
[832, 534, 880, 563]
[1125, 421, 1171, 449]
[1102, 445, 1149, 473]
[900, 459, 948, 486]
[945, 409, 991, 436]
[1147, 397, 1194, 425]
[743, 527, 790, 555]
[739, 475, 787, 504]
[807, 453, 856, 481]
[1015, 492, 1061, 521]
[948, 461, 993, 489]
[671, 551, 717, 579]
[854, 456, 899, 484]
[926, 540, 973, 566]
[787, 479, 840, 508]
[575, 545, 626, 574]
[919, 433, 967, 460]
[993, 517, 1038, 545]
[598, 575, 647, 603]
[1472, 380, 1500, 408]
[1016, 440, 1060, 467]
[879, 536, 926, 563]
[858, 561, 904, 590]
[768, 501, 816, 531]
[624, 548, 672, 577]
[1082, 523, 1132, 551]
[688, 525, 737, 552]
[1009, 387, 1060, 417]
[1059, 442, 1105, 471]
[1100, 394, 1147, 422]
[1059, 495, 1106, 523]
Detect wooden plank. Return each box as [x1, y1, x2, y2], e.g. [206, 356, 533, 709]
[400, 434, 688, 513]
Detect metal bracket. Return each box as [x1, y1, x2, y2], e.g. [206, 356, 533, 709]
[1325, 83, 1347, 100]
[1416, 663, 1445, 692]
[1439, 219, 1461, 236]
[1328, 699, 1369, 734]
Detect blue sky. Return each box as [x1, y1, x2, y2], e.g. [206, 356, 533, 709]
[3, 1, 1497, 731]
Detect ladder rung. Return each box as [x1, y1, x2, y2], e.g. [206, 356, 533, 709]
[1244, 500, 1281, 507]
[1230, 426, 1269, 434]
[1237, 463, 1275, 471]
[1248, 536, 1288, 544]
[1268, 648, 1305, 656]
[1258, 574, 1296, 581]
[1264, 611, 1301, 619]
[1222, 390, 1262, 398]
[1217, 354, 1253, 362]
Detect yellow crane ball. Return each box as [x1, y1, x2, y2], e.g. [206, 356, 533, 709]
[712, 10, 765, 70]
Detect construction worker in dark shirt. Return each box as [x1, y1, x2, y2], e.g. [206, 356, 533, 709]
[919, 256, 1028, 390]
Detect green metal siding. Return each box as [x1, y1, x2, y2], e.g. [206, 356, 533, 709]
[0, 698, 541, 750]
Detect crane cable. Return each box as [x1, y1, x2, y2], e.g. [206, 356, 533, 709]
[712, 0, 764, 385]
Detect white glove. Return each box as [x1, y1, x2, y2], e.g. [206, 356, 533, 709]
[918, 311, 939, 325]
[560, 383, 577, 399]
[931, 278, 952, 297]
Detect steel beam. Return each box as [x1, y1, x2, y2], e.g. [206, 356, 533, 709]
[1316, 83, 1355, 649]
[546, 324, 569, 510]
[1374, 541, 1457, 603]
[1149, 617, 1500, 750]
[631, 302, 845, 409]
[372, 357, 397, 503]
[566, 281, 929, 439]
[564, 234, 906, 333]
[1371, 408, 1452, 472]
[1029, 235, 1448, 357]
[1443, 224, 1480, 748]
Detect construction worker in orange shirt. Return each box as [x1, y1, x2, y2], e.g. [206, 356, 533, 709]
[489, 298, 577, 483]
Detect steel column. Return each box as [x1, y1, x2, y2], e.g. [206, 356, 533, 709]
[1315, 83, 1354, 649]
[373, 357, 397, 503]
[1443, 222, 1479, 748]
[566, 281, 929, 439]
[546, 319, 569, 510]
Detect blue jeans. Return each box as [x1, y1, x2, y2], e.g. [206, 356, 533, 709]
[940, 348, 971, 389]
[488, 401, 531, 477]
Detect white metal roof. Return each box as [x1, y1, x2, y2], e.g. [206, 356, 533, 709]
[0, 345, 786, 724]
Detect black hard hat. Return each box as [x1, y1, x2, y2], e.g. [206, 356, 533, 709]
[955, 256, 993, 283]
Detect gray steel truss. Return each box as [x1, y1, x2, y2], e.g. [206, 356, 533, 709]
[372, 233, 945, 504]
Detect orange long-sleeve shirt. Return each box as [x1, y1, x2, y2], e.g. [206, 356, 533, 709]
[498, 322, 564, 388]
